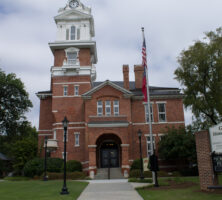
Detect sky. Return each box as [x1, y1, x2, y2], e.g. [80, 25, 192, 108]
[0, 0, 222, 128]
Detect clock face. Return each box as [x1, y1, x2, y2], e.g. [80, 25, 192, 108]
[69, 0, 79, 8]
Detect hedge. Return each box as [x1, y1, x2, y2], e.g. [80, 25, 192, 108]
[39, 172, 86, 180]
[62, 160, 82, 172]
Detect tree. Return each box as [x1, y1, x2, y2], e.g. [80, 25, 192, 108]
[158, 127, 196, 165]
[175, 27, 222, 128]
[0, 69, 33, 137]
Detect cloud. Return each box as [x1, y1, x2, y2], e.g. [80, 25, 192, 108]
[1, 0, 222, 128]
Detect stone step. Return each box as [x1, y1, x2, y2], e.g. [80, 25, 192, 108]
[94, 168, 124, 180]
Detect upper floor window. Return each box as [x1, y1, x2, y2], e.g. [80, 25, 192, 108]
[63, 86, 68, 96]
[97, 101, 103, 116]
[158, 103, 166, 122]
[74, 132, 80, 147]
[53, 130, 56, 140]
[113, 101, 119, 116]
[67, 52, 77, 65]
[66, 26, 80, 41]
[145, 104, 153, 122]
[105, 101, 111, 116]
[70, 26, 76, 40]
[74, 85, 79, 96]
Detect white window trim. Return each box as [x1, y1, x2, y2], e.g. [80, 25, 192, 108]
[53, 130, 56, 140]
[74, 85, 79, 96]
[105, 101, 111, 116]
[64, 47, 80, 66]
[113, 100, 119, 116]
[74, 132, 80, 147]
[63, 129, 68, 142]
[157, 103, 167, 122]
[97, 101, 103, 116]
[62, 152, 68, 161]
[63, 85, 68, 96]
[144, 103, 154, 123]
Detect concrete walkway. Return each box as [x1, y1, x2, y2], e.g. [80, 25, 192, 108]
[77, 179, 146, 200]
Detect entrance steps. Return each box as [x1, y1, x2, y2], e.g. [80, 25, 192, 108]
[95, 168, 124, 180]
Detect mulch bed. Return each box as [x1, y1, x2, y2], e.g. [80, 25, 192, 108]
[146, 180, 197, 190]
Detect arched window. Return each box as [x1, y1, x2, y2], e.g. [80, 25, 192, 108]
[71, 26, 76, 40]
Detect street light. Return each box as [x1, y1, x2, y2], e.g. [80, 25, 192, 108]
[43, 136, 48, 181]
[61, 116, 69, 195]
[137, 129, 144, 180]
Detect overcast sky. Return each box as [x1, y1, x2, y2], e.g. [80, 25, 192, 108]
[0, 0, 222, 128]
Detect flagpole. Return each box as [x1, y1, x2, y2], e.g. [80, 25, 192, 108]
[142, 27, 157, 185]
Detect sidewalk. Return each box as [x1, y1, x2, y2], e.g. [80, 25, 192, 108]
[77, 179, 147, 200]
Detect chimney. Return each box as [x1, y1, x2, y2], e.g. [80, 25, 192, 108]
[123, 65, 129, 90]
[134, 65, 144, 89]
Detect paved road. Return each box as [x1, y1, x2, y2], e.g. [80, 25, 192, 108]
[77, 179, 145, 200]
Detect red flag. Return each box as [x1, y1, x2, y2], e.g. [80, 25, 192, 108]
[142, 37, 147, 102]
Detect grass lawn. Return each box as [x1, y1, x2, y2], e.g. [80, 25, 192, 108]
[0, 180, 88, 200]
[137, 176, 222, 200]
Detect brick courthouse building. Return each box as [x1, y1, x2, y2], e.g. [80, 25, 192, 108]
[37, 0, 185, 178]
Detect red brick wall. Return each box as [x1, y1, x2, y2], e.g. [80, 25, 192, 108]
[134, 65, 144, 89]
[195, 130, 218, 191]
[123, 65, 129, 90]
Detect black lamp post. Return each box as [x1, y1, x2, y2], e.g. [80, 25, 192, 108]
[137, 129, 144, 180]
[43, 136, 48, 181]
[61, 116, 69, 195]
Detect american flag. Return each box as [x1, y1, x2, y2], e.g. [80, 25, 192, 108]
[142, 32, 148, 102]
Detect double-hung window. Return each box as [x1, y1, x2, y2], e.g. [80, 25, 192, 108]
[74, 85, 79, 96]
[113, 100, 119, 116]
[145, 104, 153, 122]
[147, 136, 155, 156]
[97, 101, 103, 116]
[105, 101, 111, 116]
[67, 52, 77, 65]
[74, 132, 80, 147]
[70, 26, 76, 40]
[53, 130, 56, 140]
[63, 86, 68, 96]
[158, 103, 166, 122]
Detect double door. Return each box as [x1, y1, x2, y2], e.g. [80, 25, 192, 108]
[101, 149, 119, 168]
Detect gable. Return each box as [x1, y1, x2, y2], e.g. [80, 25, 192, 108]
[82, 80, 132, 99]
[55, 10, 92, 22]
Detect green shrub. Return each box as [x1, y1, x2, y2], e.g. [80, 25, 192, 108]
[3, 176, 30, 181]
[47, 158, 63, 172]
[23, 158, 44, 177]
[46, 172, 86, 180]
[62, 160, 82, 172]
[179, 166, 198, 176]
[130, 159, 141, 171]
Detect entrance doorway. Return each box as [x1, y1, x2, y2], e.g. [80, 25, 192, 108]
[100, 142, 119, 168]
[96, 134, 122, 169]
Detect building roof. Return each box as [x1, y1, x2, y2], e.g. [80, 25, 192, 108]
[36, 81, 183, 98]
[92, 81, 182, 96]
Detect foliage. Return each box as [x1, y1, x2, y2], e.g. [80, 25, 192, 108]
[158, 127, 196, 165]
[44, 172, 86, 180]
[0, 69, 32, 137]
[63, 160, 82, 172]
[130, 159, 141, 171]
[9, 137, 38, 173]
[23, 158, 44, 177]
[0, 180, 88, 200]
[175, 27, 222, 128]
[129, 169, 180, 178]
[47, 158, 63, 173]
[128, 178, 152, 183]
